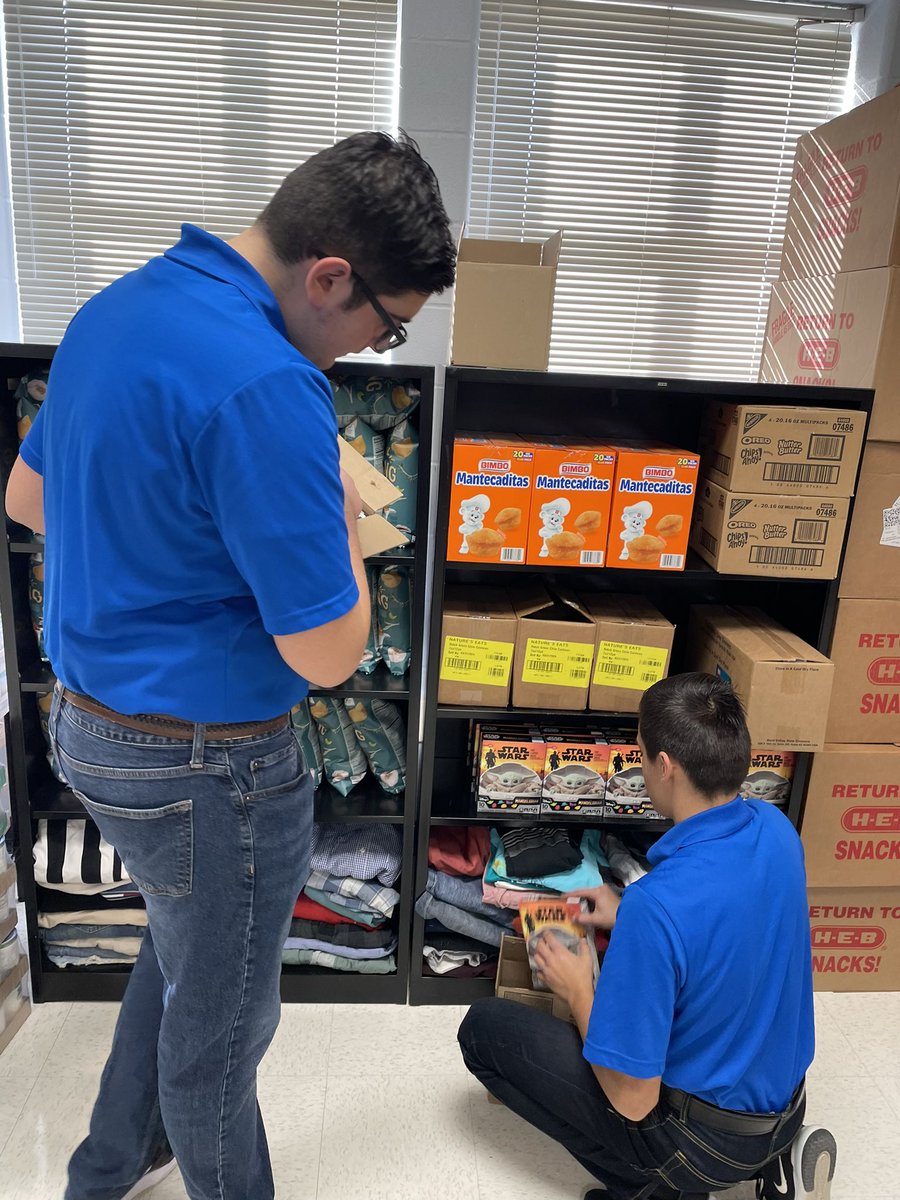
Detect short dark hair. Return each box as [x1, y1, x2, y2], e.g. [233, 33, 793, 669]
[638, 673, 750, 800]
[258, 130, 455, 301]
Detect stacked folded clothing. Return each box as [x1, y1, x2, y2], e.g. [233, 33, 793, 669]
[416, 868, 518, 949]
[284, 823, 401, 973]
[37, 886, 146, 967]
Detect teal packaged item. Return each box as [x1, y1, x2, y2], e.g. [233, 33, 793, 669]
[377, 566, 411, 677]
[29, 552, 46, 660]
[15, 370, 49, 441]
[341, 416, 385, 475]
[289, 700, 324, 786]
[37, 693, 67, 783]
[308, 696, 368, 795]
[357, 565, 381, 676]
[384, 419, 418, 541]
[331, 375, 420, 431]
[343, 698, 406, 794]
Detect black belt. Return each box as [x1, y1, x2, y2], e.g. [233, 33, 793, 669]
[61, 688, 289, 743]
[662, 1080, 805, 1136]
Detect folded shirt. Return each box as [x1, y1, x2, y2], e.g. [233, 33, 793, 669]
[40, 924, 146, 942]
[423, 946, 488, 974]
[481, 879, 549, 909]
[293, 892, 383, 927]
[486, 827, 607, 893]
[427, 826, 491, 878]
[303, 888, 390, 927]
[289, 918, 393, 948]
[283, 936, 397, 959]
[36, 887, 145, 914]
[305, 871, 399, 919]
[311, 823, 402, 886]
[426, 868, 518, 925]
[281, 948, 396, 973]
[45, 945, 137, 966]
[38, 908, 148, 928]
[416, 891, 510, 948]
[42, 935, 144, 955]
[500, 826, 582, 878]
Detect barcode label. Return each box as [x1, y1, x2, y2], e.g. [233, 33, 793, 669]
[604, 663, 635, 677]
[808, 434, 845, 461]
[712, 451, 730, 475]
[529, 660, 562, 673]
[500, 547, 524, 562]
[570, 669, 588, 681]
[660, 554, 684, 569]
[749, 546, 824, 566]
[700, 530, 718, 555]
[580, 550, 604, 565]
[763, 463, 839, 485]
[640, 671, 658, 682]
[446, 657, 480, 671]
[793, 519, 829, 545]
[486, 667, 505, 678]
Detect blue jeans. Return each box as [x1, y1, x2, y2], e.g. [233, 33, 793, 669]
[458, 998, 804, 1200]
[50, 689, 314, 1200]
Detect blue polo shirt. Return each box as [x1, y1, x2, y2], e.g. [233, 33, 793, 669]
[584, 798, 814, 1113]
[20, 225, 357, 722]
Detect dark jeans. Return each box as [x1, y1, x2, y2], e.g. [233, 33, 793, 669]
[458, 998, 805, 1200]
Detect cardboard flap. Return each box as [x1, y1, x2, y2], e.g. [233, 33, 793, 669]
[443, 584, 513, 619]
[510, 582, 555, 621]
[542, 229, 563, 268]
[578, 592, 670, 628]
[0, 862, 16, 895]
[551, 586, 593, 625]
[338, 436, 402, 515]
[355, 513, 408, 559]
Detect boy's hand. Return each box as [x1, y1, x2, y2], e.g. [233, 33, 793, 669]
[563, 886, 621, 930]
[532, 934, 595, 1006]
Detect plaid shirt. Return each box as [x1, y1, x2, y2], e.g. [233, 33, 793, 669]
[311, 823, 402, 886]
[305, 870, 399, 918]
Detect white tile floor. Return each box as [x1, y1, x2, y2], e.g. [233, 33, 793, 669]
[0, 992, 897, 1200]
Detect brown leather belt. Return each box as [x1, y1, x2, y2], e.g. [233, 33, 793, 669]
[61, 688, 289, 742]
[662, 1080, 805, 1136]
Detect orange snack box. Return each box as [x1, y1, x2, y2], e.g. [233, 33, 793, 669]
[525, 440, 617, 568]
[448, 435, 535, 564]
[606, 442, 700, 571]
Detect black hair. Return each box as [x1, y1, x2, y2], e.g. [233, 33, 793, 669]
[638, 672, 751, 800]
[258, 130, 455, 301]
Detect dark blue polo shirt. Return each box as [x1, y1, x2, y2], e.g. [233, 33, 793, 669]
[21, 225, 357, 722]
[584, 798, 814, 1113]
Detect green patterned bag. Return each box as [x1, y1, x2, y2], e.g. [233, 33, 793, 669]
[357, 565, 381, 676]
[30, 552, 47, 660]
[15, 370, 49, 442]
[330, 375, 420, 432]
[341, 416, 385, 475]
[308, 696, 368, 795]
[289, 700, 324, 786]
[377, 565, 411, 677]
[384, 419, 418, 541]
[343, 698, 406, 794]
[37, 693, 67, 783]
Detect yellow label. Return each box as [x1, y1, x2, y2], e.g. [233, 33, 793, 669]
[440, 636, 514, 686]
[593, 641, 668, 691]
[521, 638, 593, 688]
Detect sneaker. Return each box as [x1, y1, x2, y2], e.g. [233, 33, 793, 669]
[757, 1125, 837, 1200]
[121, 1149, 177, 1200]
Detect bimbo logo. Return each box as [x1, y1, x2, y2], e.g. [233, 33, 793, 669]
[842, 807, 900, 832]
[824, 165, 868, 208]
[867, 658, 900, 685]
[799, 339, 840, 371]
[812, 926, 885, 949]
[643, 466, 675, 481]
[561, 462, 591, 477]
[478, 458, 511, 473]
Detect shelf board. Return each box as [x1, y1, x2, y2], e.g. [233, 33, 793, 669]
[20, 660, 54, 693]
[428, 810, 671, 831]
[315, 664, 410, 700]
[409, 973, 494, 1006]
[437, 704, 638, 722]
[366, 547, 416, 567]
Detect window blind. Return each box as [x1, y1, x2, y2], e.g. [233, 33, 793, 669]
[4, 0, 397, 341]
[470, 0, 854, 379]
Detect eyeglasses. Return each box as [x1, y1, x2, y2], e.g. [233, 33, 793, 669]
[351, 269, 408, 353]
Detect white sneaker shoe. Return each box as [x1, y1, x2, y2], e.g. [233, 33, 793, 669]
[757, 1125, 837, 1200]
[121, 1150, 177, 1200]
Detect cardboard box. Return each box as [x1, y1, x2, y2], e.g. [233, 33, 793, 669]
[450, 230, 562, 371]
[826, 600, 900, 743]
[739, 750, 796, 807]
[495, 935, 574, 1022]
[839, 442, 900, 602]
[448, 435, 535, 564]
[809, 887, 900, 992]
[337, 436, 409, 558]
[511, 585, 595, 710]
[687, 605, 834, 750]
[758, 268, 898, 442]
[605, 442, 700, 571]
[699, 402, 865, 497]
[476, 727, 545, 815]
[802, 744, 900, 888]
[780, 87, 900, 282]
[577, 593, 674, 713]
[605, 737, 665, 820]
[540, 732, 609, 816]
[438, 586, 517, 707]
[526, 441, 616, 567]
[690, 480, 849, 579]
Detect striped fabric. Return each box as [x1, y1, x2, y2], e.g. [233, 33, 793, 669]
[33, 819, 130, 893]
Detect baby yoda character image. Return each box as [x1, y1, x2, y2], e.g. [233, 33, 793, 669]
[606, 767, 649, 801]
[740, 772, 791, 805]
[480, 763, 541, 799]
[458, 494, 490, 554]
[546, 767, 606, 799]
[619, 500, 653, 560]
[538, 496, 571, 557]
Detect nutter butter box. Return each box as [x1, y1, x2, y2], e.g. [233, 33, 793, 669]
[605, 442, 699, 571]
[448, 435, 535, 564]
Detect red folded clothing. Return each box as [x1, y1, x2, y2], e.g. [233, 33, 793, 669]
[428, 826, 491, 877]
[293, 892, 385, 929]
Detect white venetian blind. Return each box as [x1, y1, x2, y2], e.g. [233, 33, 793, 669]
[4, 0, 398, 341]
[471, 0, 854, 379]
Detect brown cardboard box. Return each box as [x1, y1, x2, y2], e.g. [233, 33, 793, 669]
[495, 935, 574, 1022]
[577, 593, 674, 712]
[826, 600, 900, 743]
[438, 586, 517, 707]
[802, 745, 900, 887]
[687, 605, 834, 750]
[758, 268, 898, 442]
[699, 402, 865, 497]
[839, 443, 900, 601]
[690, 479, 849, 579]
[511, 585, 595, 711]
[809, 887, 900, 992]
[450, 230, 562, 371]
[780, 87, 900, 282]
[337, 436, 409, 558]
[0, 955, 30, 1056]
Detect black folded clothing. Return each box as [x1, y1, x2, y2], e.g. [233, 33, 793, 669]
[288, 918, 395, 949]
[500, 825, 582, 878]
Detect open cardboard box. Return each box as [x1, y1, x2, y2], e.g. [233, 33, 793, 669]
[338, 436, 409, 559]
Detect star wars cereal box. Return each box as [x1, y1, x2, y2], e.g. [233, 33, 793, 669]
[540, 733, 609, 816]
[606, 442, 700, 571]
[476, 728, 546, 815]
[739, 750, 796, 807]
[449, 435, 535, 564]
[605, 737, 665, 820]
[525, 440, 617, 567]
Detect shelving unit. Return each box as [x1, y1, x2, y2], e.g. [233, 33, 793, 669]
[408, 365, 873, 1006]
[0, 343, 432, 1005]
